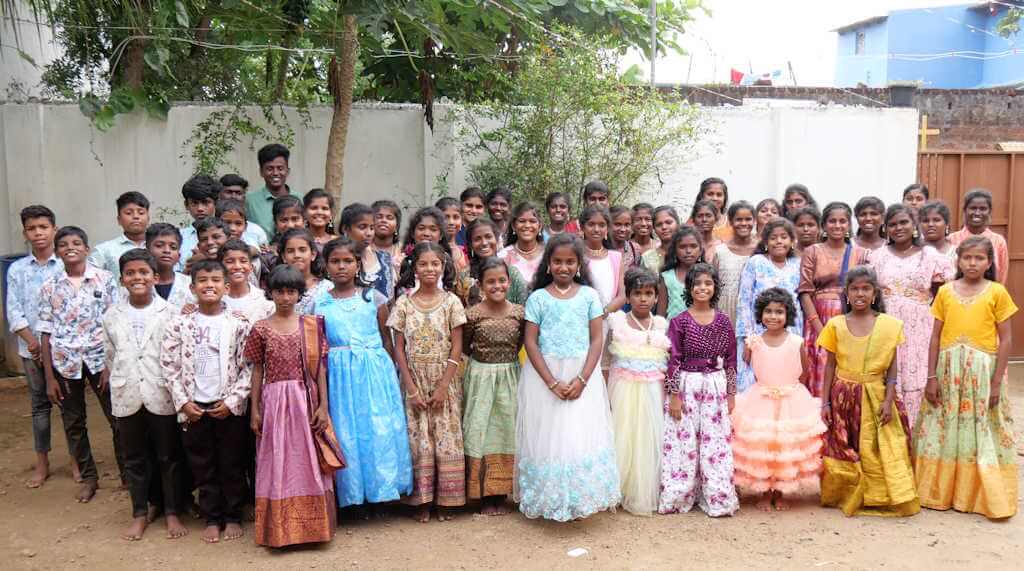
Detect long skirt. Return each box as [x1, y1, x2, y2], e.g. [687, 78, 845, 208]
[404, 357, 466, 507]
[515, 354, 621, 522]
[804, 297, 843, 398]
[658, 370, 739, 517]
[462, 359, 519, 499]
[887, 294, 937, 429]
[255, 380, 335, 547]
[913, 345, 1018, 519]
[608, 366, 663, 516]
[821, 375, 919, 517]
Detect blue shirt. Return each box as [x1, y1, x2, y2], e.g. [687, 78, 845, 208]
[88, 233, 146, 279]
[5, 253, 63, 359]
[176, 221, 266, 271]
[524, 286, 603, 359]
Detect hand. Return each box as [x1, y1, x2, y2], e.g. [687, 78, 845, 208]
[669, 394, 683, 421]
[250, 409, 262, 436]
[565, 378, 585, 400]
[547, 381, 567, 400]
[727, 395, 735, 413]
[879, 397, 894, 425]
[98, 370, 110, 392]
[259, 244, 273, 255]
[924, 377, 940, 407]
[427, 384, 448, 410]
[26, 338, 41, 361]
[206, 401, 230, 419]
[811, 319, 823, 338]
[311, 405, 329, 432]
[820, 404, 831, 426]
[989, 387, 1001, 410]
[46, 378, 64, 405]
[182, 402, 204, 423]
[180, 303, 198, 315]
[407, 390, 428, 411]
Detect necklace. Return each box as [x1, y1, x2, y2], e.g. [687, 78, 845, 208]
[515, 242, 538, 256]
[553, 283, 574, 297]
[586, 245, 607, 258]
[627, 311, 654, 344]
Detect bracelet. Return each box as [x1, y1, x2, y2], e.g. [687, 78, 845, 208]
[446, 358, 460, 367]
[926, 374, 937, 380]
[821, 402, 831, 409]
[885, 378, 898, 386]
[810, 315, 821, 323]
[406, 389, 420, 399]
[576, 374, 587, 386]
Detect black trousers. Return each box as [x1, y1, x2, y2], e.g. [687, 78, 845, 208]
[117, 408, 185, 518]
[54, 365, 125, 484]
[181, 410, 248, 526]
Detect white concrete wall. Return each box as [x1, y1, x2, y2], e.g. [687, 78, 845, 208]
[0, 3, 63, 99]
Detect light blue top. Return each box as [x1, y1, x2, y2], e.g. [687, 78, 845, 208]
[88, 233, 145, 279]
[524, 285, 603, 359]
[735, 254, 803, 339]
[176, 221, 266, 272]
[5, 253, 63, 358]
[660, 269, 688, 320]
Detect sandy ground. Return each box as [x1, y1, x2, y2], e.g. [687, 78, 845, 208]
[0, 372, 1022, 571]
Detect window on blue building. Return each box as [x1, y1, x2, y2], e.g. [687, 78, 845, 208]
[855, 31, 865, 55]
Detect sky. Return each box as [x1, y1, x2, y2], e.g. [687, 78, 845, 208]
[625, 0, 981, 86]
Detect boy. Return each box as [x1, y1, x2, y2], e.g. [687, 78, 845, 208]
[6, 205, 66, 488]
[216, 198, 267, 248]
[454, 186, 486, 247]
[246, 144, 302, 236]
[146, 223, 194, 310]
[218, 178, 269, 246]
[582, 179, 610, 208]
[220, 239, 273, 322]
[183, 218, 229, 275]
[161, 259, 253, 544]
[89, 191, 150, 279]
[177, 175, 222, 272]
[103, 249, 187, 541]
[38, 226, 122, 502]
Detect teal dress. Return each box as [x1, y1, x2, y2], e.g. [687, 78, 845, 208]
[661, 269, 688, 319]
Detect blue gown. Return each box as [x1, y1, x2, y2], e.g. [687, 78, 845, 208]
[316, 288, 413, 506]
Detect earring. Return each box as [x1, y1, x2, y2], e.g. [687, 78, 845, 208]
[912, 229, 919, 239]
[845, 230, 851, 239]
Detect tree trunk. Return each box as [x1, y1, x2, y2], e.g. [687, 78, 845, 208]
[124, 38, 145, 89]
[325, 14, 358, 204]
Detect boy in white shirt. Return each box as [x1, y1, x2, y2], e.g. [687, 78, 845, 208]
[220, 239, 273, 322]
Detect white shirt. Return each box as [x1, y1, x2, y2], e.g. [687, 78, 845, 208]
[125, 303, 149, 346]
[193, 312, 225, 403]
[224, 286, 275, 322]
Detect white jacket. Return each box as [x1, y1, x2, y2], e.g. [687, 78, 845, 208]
[102, 297, 176, 417]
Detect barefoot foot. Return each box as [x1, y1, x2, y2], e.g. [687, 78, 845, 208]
[756, 492, 773, 512]
[201, 525, 220, 544]
[165, 514, 189, 539]
[26, 464, 49, 489]
[491, 500, 512, 516]
[122, 516, 148, 541]
[223, 522, 243, 541]
[437, 508, 455, 522]
[70, 459, 83, 484]
[76, 481, 98, 503]
[147, 504, 164, 523]
[772, 491, 790, 511]
[413, 506, 431, 523]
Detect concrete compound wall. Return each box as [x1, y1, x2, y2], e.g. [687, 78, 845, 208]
[0, 101, 918, 256]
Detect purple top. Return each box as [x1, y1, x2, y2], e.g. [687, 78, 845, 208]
[666, 310, 737, 395]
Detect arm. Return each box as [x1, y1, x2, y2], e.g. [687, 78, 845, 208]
[604, 259, 628, 314]
[565, 316, 605, 400]
[799, 342, 810, 385]
[924, 319, 943, 407]
[377, 304, 396, 359]
[40, 333, 62, 403]
[821, 351, 836, 425]
[6, 269, 40, 360]
[249, 362, 264, 436]
[879, 358, 898, 425]
[393, 331, 427, 410]
[312, 357, 329, 431]
[428, 325, 463, 409]
[798, 249, 822, 335]
[665, 316, 685, 420]
[100, 319, 114, 391]
[799, 293, 819, 335]
[656, 277, 668, 317]
[735, 258, 756, 342]
[523, 322, 566, 399]
[990, 320, 1012, 409]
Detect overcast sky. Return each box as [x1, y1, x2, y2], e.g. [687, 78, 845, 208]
[625, 0, 981, 86]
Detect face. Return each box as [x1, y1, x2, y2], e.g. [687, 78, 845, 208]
[22, 217, 56, 253]
[845, 278, 876, 312]
[701, 184, 726, 212]
[965, 197, 991, 229]
[583, 214, 607, 246]
[612, 212, 633, 243]
[756, 203, 779, 228]
[190, 269, 227, 304]
[198, 228, 228, 257]
[220, 210, 246, 240]
[903, 190, 927, 211]
[549, 245, 580, 287]
[958, 246, 992, 280]
[282, 237, 314, 274]
[121, 260, 156, 297]
[628, 284, 657, 317]
[148, 235, 181, 270]
[730, 208, 755, 239]
[653, 211, 678, 243]
[305, 197, 333, 231]
[693, 207, 716, 234]
[824, 209, 851, 242]
[260, 156, 289, 190]
[461, 196, 486, 224]
[585, 191, 609, 207]
[794, 214, 819, 247]
[221, 249, 253, 286]
[767, 226, 794, 260]
[185, 197, 215, 220]
[117, 203, 149, 237]
[885, 211, 915, 246]
[326, 246, 359, 286]
[220, 185, 246, 202]
[760, 301, 788, 331]
[441, 207, 462, 239]
[480, 266, 510, 303]
[689, 273, 716, 304]
[921, 209, 948, 243]
[487, 196, 510, 222]
[512, 209, 541, 244]
[414, 216, 443, 244]
[632, 209, 653, 239]
[547, 198, 570, 225]
[346, 214, 375, 248]
[275, 207, 305, 234]
[414, 250, 444, 285]
[56, 234, 88, 265]
[785, 191, 808, 212]
[676, 235, 702, 267]
[374, 208, 398, 241]
[270, 288, 300, 313]
[470, 226, 498, 258]
[856, 206, 882, 237]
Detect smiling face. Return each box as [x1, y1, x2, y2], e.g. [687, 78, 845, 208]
[653, 211, 678, 243]
[548, 245, 580, 288]
[117, 203, 149, 238]
[964, 197, 991, 230]
[823, 208, 851, 242]
[414, 216, 443, 244]
[784, 191, 808, 213]
[220, 210, 246, 240]
[480, 265, 510, 303]
[547, 197, 570, 225]
[373, 207, 399, 242]
[903, 190, 927, 211]
[756, 203, 780, 229]
[760, 301, 788, 332]
[56, 234, 88, 266]
[612, 211, 633, 244]
[148, 234, 180, 272]
[856, 206, 882, 238]
[282, 236, 314, 275]
[461, 196, 486, 225]
[512, 209, 541, 245]
[845, 277, 876, 313]
[221, 249, 253, 288]
[582, 214, 607, 247]
[326, 246, 359, 287]
[190, 268, 227, 305]
[487, 195, 510, 222]
[689, 272, 716, 305]
[921, 209, 948, 243]
[766, 225, 794, 261]
[441, 207, 462, 240]
[730, 207, 755, 239]
[260, 156, 289, 191]
[305, 197, 333, 232]
[628, 283, 657, 318]
[693, 206, 717, 234]
[414, 250, 444, 286]
[885, 210, 915, 247]
[701, 183, 726, 213]
[198, 227, 228, 258]
[22, 216, 56, 254]
[275, 207, 305, 234]
[121, 259, 156, 301]
[470, 225, 498, 258]
[346, 213, 375, 248]
[632, 208, 653, 240]
[676, 234, 702, 268]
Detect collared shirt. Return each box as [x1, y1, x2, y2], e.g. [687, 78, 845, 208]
[5, 253, 64, 359]
[177, 221, 268, 272]
[88, 233, 146, 279]
[245, 185, 301, 236]
[37, 265, 118, 379]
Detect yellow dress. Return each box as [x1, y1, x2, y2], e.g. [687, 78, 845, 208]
[816, 314, 920, 517]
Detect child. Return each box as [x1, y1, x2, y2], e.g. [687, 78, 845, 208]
[465, 219, 529, 306]
[371, 199, 403, 273]
[216, 199, 246, 242]
[245, 265, 337, 547]
[902, 183, 929, 212]
[279, 228, 332, 314]
[853, 196, 886, 251]
[183, 217, 230, 275]
[161, 259, 254, 543]
[89, 191, 150, 279]
[630, 202, 657, 257]
[789, 206, 821, 257]
[914, 237, 1018, 519]
[498, 202, 545, 286]
[486, 186, 513, 245]
[145, 223, 194, 310]
[732, 288, 825, 512]
[580, 205, 626, 318]
[258, 195, 306, 286]
[920, 200, 955, 258]
[695, 177, 731, 241]
[396, 207, 469, 301]
[38, 226, 121, 502]
[516, 234, 621, 521]
[220, 174, 269, 246]
[582, 179, 610, 207]
[609, 205, 639, 268]
[690, 199, 722, 264]
[219, 239, 274, 322]
[247, 143, 301, 235]
[177, 174, 222, 271]
[607, 268, 669, 516]
[656, 225, 702, 319]
[641, 205, 679, 271]
[543, 192, 580, 241]
[103, 249, 187, 540]
[714, 201, 757, 326]
[755, 198, 781, 233]
[304, 188, 339, 249]
[462, 257, 524, 515]
[658, 263, 739, 517]
[455, 186, 487, 247]
[7, 205, 66, 488]
[341, 202, 394, 298]
[436, 196, 469, 270]
[781, 183, 817, 219]
[315, 237, 413, 512]
[817, 266, 919, 517]
[388, 242, 468, 522]
[948, 188, 1009, 283]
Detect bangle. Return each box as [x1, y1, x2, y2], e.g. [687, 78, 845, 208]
[926, 374, 937, 380]
[821, 402, 831, 409]
[576, 374, 587, 386]
[546, 380, 558, 390]
[810, 315, 821, 323]
[446, 358, 460, 367]
[406, 389, 420, 399]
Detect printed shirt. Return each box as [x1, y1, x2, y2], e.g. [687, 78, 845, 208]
[36, 265, 118, 379]
[5, 253, 63, 358]
[88, 233, 146, 279]
[245, 185, 302, 236]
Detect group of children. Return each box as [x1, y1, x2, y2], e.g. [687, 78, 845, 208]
[6, 144, 1018, 551]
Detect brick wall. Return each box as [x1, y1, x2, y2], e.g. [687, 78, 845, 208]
[663, 85, 1024, 150]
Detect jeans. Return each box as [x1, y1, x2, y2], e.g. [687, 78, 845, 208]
[22, 359, 52, 453]
[54, 365, 124, 483]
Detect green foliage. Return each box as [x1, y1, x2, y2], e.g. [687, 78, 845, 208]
[181, 102, 303, 175]
[997, 7, 1023, 38]
[454, 28, 706, 207]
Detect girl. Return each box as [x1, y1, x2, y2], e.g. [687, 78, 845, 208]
[817, 266, 919, 517]
[397, 207, 470, 300]
[279, 228, 332, 314]
[656, 225, 703, 320]
[388, 242, 467, 522]
[341, 203, 394, 298]
[659, 264, 739, 517]
[461, 257, 524, 515]
[436, 197, 469, 271]
[630, 202, 658, 257]
[580, 205, 626, 317]
[781, 183, 817, 219]
[498, 202, 545, 286]
[919, 200, 955, 259]
[610, 205, 640, 268]
[790, 206, 821, 258]
[915, 236, 1018, 519]
[853, 196, 886, 251]
[689, 199, 722, 264]
[902, 183, 929, 212]
[714, 201, 757, 326]
[732, 288, 825, 512]
[246, 265, 337, 547]
[486, 186, 513, 245]
[543, 192, 580, 240]
[641, 205, 680, 272]
[371, 199, 403, 276]
[695, 177, 732, 241]
[466, 219, 529, 306]
[304, 188, 338, 250]
[799, 202, 870, 398]
[607, 268, 669, 516]
[515, 233, 621, 521]
[755, 198, 781, 233]
[868, 204, 952, 427]
[736, 218, 804, 392]
[316, 237, 413, 513]
[949, 189, 1008, 283]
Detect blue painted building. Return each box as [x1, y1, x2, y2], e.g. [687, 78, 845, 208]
[835, 2, 1024, 88]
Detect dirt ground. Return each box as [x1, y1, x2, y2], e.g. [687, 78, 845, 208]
[0, 372, 1022, 571]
